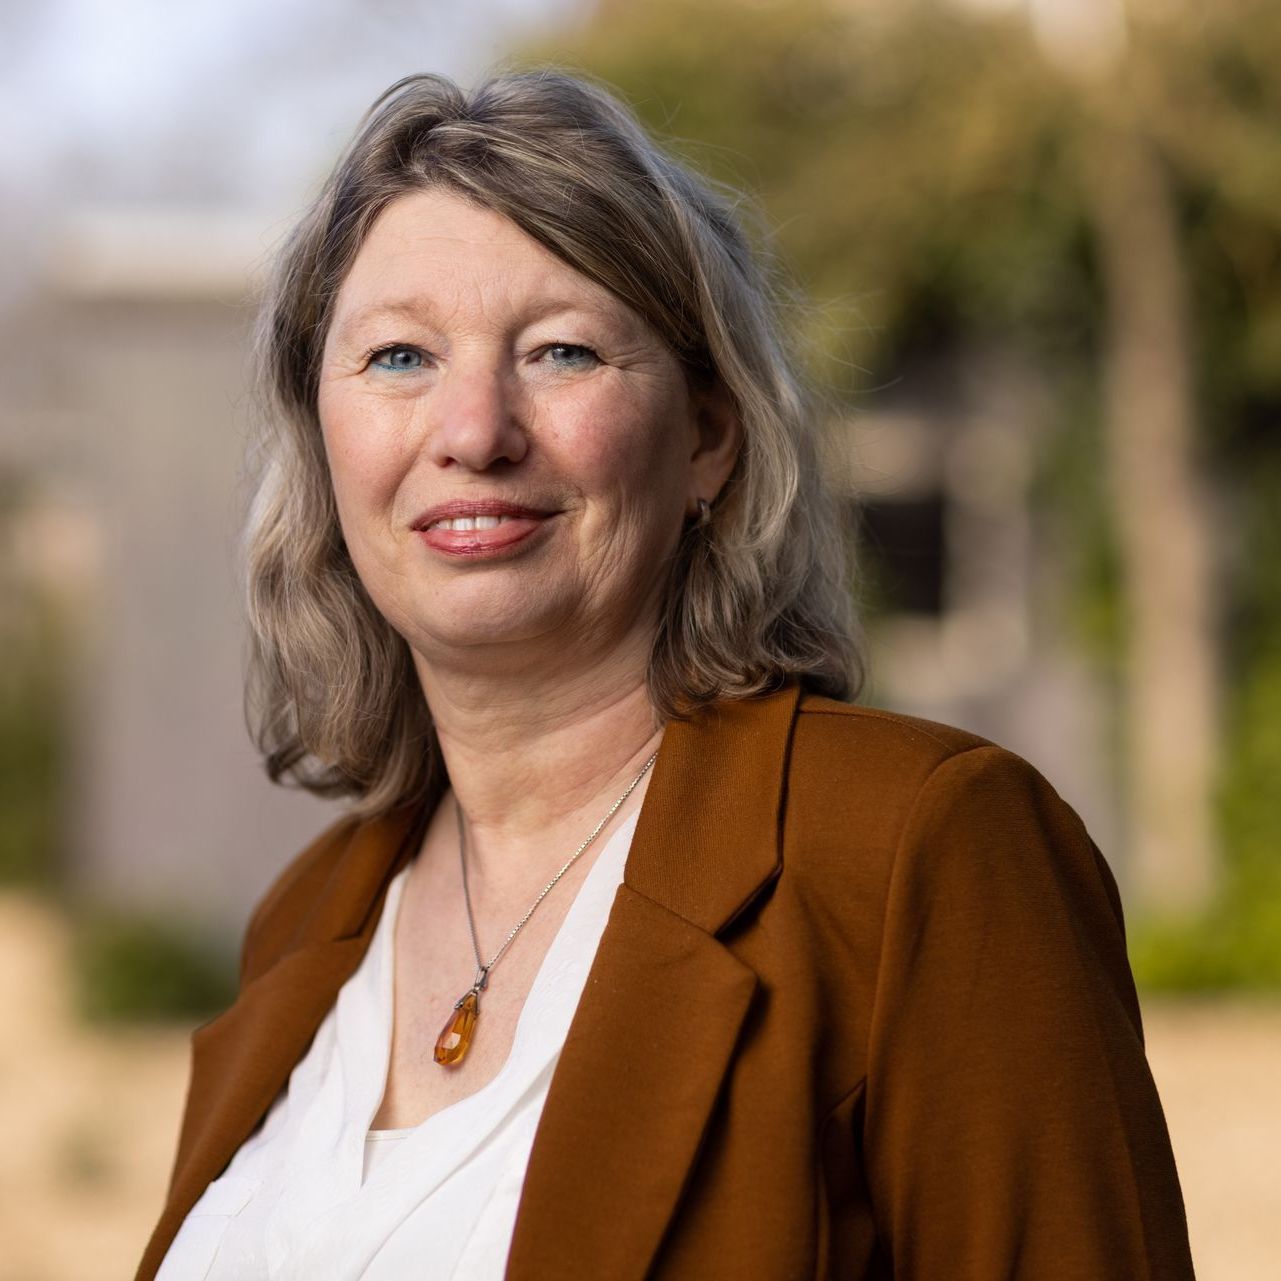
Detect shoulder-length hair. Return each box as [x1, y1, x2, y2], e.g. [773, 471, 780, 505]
[243, 68, 866, 819]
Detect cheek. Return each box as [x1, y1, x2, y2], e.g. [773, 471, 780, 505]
[318, 385, 404, 517]
[558, 382, 692, 512]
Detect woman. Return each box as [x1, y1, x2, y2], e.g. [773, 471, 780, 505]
[137, 70, 1194, 1280]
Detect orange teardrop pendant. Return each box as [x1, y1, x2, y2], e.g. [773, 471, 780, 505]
[434, 989, 479, 1066]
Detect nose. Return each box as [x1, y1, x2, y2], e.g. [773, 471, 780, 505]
[425, 357, 528, 472]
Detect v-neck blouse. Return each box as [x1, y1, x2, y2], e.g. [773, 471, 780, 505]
[155, 809, 640, 1281]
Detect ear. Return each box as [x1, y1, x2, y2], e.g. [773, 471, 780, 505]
[687, 378, 742, 511]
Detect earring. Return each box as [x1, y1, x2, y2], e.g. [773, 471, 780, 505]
[696, 498, 711, 526]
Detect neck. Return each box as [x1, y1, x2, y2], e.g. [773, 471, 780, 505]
[413, 642, 665, 886]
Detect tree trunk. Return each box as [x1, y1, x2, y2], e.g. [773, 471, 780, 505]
[1082, 116, 1221, 917]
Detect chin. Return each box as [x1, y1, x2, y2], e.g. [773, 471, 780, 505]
[411, 595, 581, 656]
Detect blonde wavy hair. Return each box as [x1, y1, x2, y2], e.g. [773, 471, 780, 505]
[243, 68, 866, 819]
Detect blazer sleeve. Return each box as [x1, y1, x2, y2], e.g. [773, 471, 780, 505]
[861, 744, 1195, 1280]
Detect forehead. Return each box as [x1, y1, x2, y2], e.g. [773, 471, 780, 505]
[329, 188, 627, 334]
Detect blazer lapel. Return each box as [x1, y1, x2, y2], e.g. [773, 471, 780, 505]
[505, 680, 802, 1280]
[135, 680, 802, 1281]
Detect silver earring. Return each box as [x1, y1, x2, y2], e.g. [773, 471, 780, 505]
[696, 498, 711, 526]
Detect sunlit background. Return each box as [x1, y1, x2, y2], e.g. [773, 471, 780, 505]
[1, 0, 1278, 1277]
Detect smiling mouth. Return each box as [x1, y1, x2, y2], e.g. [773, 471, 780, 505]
[415, 511, 558, 559]
[426, 514, 529, 532]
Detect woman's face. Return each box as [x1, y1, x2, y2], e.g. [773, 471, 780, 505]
[317, 188, 738, 678]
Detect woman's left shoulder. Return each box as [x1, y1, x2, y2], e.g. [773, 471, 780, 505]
[793, 691, 998, 773]
[786, 692, 1106, 894]
[790, 691, 1052, 816]
[783, 692, 1133, 1014]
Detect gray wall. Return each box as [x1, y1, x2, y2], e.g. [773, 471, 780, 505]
[2, 240, 343, 933]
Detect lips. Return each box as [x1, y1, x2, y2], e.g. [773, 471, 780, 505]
[411, 499, 559, 560]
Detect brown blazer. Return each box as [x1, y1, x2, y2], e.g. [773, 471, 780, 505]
[135, 681, 1195, 1280]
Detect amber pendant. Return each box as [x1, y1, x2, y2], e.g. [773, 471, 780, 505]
[434, 988, 480, 1066]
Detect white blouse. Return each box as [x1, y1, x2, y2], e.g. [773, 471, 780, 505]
[156, 809, 639, 1281]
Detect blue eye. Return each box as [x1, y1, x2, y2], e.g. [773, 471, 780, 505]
[543, 343, 599, 369]
[368, 344, 423, 372]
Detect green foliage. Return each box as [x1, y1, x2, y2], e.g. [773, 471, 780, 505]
[69, 905, 238, 1024]
[1130, 907, 1281, 993]
[0, 612, 66, 888]
[0, 481, 69, 890]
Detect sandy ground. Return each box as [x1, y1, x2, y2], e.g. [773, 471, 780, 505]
[1142, 999, 1281, 1280]
[0, 889, 1277, 1280]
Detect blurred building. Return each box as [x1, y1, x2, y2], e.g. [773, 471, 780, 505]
[0, 207, 343, 931]
[825, 344, 1120, 856]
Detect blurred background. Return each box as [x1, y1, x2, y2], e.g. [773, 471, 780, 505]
[1, 0, 1277, 1276]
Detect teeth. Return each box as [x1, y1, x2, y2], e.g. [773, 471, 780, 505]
[430, 515, 517, 531]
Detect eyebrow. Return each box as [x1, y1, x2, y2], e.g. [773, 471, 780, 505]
[328, 295, 635, 344]
[330, 299, 428, 339]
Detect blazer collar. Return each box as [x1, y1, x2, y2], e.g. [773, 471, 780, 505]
[135, 679, 803, 1281]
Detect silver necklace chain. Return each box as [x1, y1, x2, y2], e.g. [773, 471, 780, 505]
[454, 748, 659, 994]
